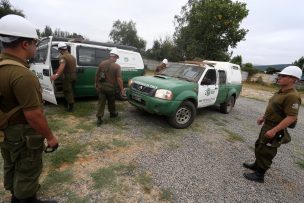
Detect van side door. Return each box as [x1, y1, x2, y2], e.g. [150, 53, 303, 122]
[30, 36, 57, 104]
[197, 69, 219, 108]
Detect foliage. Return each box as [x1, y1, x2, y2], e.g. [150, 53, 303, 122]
[174, 0, 248, 61]
[266, 67, 279, 74]
[242, 62, 259, 77]
[38, 25, 85, 39]
[109, 20, 146, 53]
[145, 36, 182, 61]
[293, 56, 304, 74]
[0, 0, 24, 18]
[230, 55, 242, 66]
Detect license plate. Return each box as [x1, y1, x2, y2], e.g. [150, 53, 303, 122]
[132, 94, 141, 102]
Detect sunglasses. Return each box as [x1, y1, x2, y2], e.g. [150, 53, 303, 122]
[277, 75, 289, 78]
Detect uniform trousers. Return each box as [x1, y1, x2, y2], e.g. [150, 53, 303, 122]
[0, 124, 44, 199]
[96, 82, 116, 118]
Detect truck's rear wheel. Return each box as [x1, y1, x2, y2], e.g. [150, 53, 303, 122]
[168, 101, 196, 129]
[220, 96, 235, 114]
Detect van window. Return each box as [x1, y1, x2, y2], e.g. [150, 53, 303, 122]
[77, 46, 109, 66]
[218, 70, 226, 84]
[34, 38, 50, 63]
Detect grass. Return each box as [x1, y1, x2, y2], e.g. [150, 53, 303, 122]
[223, 128, 244, 142]
[76, 122, 95, 131]
[96, 142, 112, 152]
[112, 139, 129, 147]
[296, 159, 304, 169]
[91, 163, 136, 189]
[49, 143, 83, 168]
[136, 172, 153, 193]
[41, 169, 73, 191]
[159, 188, 173, 201]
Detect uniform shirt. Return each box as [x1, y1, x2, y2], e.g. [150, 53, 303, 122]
[155, 63, 166, 75]
[264, 88, 301, 123]
[59, 52, 76, 74]
[0, 53, 43, 125]
[97, 58, 122, 86]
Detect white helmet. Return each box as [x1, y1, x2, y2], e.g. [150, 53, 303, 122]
[58, 42, 67, 50]
[0, 14, 38, 42]
[110, 48, 119, 58]
[279, 65, 302, 80]
[162, 58, 168, 65]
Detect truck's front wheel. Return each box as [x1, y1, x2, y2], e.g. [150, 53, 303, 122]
[168, 101, 196, 129]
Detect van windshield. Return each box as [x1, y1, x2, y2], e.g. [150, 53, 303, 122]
[160, 64, 205, 83]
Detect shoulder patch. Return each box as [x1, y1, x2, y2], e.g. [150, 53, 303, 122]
[59, 58, 66, 63]
[291, 103, 299, 109]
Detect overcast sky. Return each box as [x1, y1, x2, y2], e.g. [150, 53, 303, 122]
[9, 0, 304, 65]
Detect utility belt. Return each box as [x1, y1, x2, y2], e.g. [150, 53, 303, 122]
[0, 124, 45, 161]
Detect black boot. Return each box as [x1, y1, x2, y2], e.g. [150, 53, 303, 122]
[97, 117, 102, 127]
[110, 112, 118, 118]
[243, 162, 258, 171]
[67, 103, 74, 112]
[243, 171, 265, 183]
[11, 195, 20, 203]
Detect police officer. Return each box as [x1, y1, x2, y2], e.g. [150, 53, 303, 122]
[154, 58, 168, 75]
[95, 48, 125, 126]
[51, 42, 77, 112]
[0, 15, 58, 202]
[243, 66, 302, 183]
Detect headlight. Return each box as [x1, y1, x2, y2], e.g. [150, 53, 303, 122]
[128, 79, 134, 87]
[155, 89, 173, 100]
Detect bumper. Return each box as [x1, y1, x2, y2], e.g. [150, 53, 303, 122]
[126, 89, 181, 116]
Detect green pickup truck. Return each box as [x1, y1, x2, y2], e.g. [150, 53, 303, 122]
[126, 61, 242, 129]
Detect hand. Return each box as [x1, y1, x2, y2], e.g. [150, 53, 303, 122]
[257, 116, 265, 125]
[265, 129, 276, 139]
[47, 136, 58, 148]
[50, 74, 58, 81]
[121, 89, 126, 97]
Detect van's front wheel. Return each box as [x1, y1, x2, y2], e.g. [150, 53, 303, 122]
[168, 101, 196, 129]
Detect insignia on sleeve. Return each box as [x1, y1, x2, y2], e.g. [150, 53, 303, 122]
[291, 103, 299, 109]
[59, 59, 65, 63]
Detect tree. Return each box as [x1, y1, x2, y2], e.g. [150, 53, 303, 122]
[230, 55, 242, 66]
[38, 26, 85, 40]
[146, 36, 182, 62]
[174, 0, 248, 61]
[109, 20, 146, 52]
[293, 56, 304, 71]
[0, 0, 24, 17]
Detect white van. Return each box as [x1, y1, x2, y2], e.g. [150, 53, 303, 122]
[30, 36, 145, 104]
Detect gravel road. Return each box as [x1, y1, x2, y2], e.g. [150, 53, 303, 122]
[137, 96, 304, 203]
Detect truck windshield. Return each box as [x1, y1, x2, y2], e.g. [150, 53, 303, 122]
[160, 64, 205, 82]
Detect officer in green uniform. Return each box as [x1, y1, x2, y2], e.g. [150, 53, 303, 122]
[51, 42, 77, 112]
[243, 65, 302, 183]
[95, 48, 126, 126]
[0, 15, 58, 202]
[154, 58, 168, 75]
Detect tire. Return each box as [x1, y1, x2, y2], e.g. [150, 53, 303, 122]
[168, 101, 196, 129]
[220, 96, 235, 114]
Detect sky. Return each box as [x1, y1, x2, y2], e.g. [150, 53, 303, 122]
[8, 0, 304, 65]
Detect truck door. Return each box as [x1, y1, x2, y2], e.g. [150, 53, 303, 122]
[215, 70, 228, 104]
[197, 69, 219, 108]
[30, 36, 57, 104]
